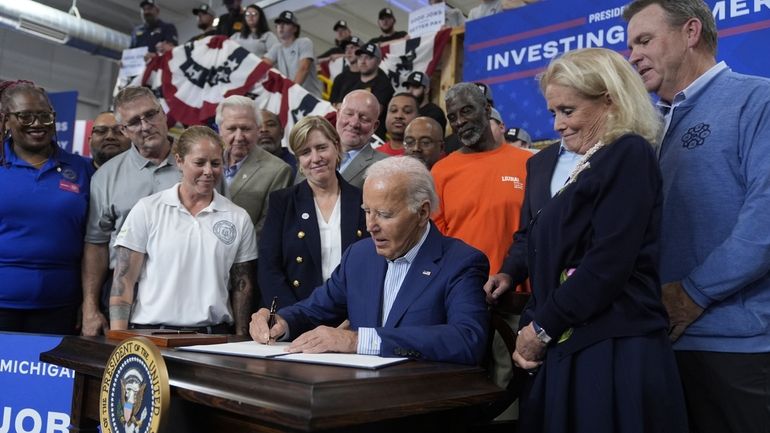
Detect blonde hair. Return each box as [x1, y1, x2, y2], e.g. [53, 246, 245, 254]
[173, 125, 224, 159]
[538, 48, 662, 146]
[288, 116, 342, 166]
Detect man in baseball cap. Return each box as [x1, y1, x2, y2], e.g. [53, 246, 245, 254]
[319, 19, 353, 59]
[188, 4, 216, 42]
[263, 10, 323, 98]
[329, 36, 363, 106]
[350, 42, 394, 139]
[130, 0, 178, 53]
[404, 71, 446, 133]
[504, 127, 533, 149]
[368, 7, 408, 44]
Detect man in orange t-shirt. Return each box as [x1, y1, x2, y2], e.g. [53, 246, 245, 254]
[432, 83, 531, 278]
[432, 83, 530, 419]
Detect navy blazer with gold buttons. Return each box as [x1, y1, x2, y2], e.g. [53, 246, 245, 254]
[258, 173, 368, 308]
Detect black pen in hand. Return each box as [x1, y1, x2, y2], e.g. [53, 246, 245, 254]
[267, 296, 278, 345]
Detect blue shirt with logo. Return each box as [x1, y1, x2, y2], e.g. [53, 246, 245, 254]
[0, 139, 93, 308]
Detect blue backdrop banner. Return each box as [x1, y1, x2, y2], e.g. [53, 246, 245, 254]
[48, 91, 78, 153]
[464, 0, 770, 141]
[0, 333, 74, 433]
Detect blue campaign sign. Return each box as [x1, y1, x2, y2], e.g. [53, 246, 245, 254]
[0, 333, 74, 433]
[48, 91, 78, 153]
[464, 0, 770, 141]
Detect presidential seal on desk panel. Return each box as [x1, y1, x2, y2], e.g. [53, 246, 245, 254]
[100, 337, 170, 433]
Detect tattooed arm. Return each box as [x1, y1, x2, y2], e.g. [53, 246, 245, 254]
[108, 246, 146, 331]
[230, 260, 256, 336]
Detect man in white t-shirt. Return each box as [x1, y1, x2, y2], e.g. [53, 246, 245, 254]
[262, 10, 323, 98]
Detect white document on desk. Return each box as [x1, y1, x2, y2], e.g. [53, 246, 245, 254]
[179, 341, 290, 358]
[277, 352, 409, 369]
[178, 341, 408, 369]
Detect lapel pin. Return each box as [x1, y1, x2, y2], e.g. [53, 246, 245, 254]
[422, 270, 431, 276]
[301, 212, 309, 220]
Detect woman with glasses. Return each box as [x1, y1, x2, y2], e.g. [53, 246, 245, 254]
[108, 126, 257, 335]
[258, 116, 367, 309]
[0, 82, 93, 335]
[230, 4, 278, 58]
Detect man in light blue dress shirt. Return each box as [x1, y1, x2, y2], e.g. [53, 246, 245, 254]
[250, 156, 489, 365]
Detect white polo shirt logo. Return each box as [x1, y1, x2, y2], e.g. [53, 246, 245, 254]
[213, 220, 237, 245]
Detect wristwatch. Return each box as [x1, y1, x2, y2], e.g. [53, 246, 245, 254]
[532, 321, 552, 345]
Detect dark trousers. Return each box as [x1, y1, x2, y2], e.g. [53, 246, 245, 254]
[676, 350, 770, 433]
[0, 305, 79, 335]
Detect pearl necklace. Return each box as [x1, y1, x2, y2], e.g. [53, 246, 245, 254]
[562, 141, 606, 190]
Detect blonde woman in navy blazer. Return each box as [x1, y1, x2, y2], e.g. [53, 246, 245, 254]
[258, 116, 368, 308]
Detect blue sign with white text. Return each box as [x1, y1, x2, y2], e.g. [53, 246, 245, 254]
[0, 334, 74, 433]
[464, 0, 770, 140]
[48, 91, 78, 153]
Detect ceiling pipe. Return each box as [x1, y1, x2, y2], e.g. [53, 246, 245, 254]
[0, 0, 130, 60]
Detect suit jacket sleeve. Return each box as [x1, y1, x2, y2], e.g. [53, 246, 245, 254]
[499, 156, 535, 281]
[254, 162, 294, 240]
[258, 189, 301, 308]
[279, 246, 354, 334]
[376, 248, 490, 365]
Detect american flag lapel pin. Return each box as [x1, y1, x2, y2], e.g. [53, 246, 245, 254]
[422, 270, 431, 276]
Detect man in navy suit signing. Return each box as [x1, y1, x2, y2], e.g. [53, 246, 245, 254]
[250, 156, 490, 365]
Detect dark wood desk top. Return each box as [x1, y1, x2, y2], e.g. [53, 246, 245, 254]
[42, 336, 503, 432]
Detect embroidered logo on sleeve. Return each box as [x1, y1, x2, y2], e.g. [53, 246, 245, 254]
[213, 220, 237, 245]
[681, 123, 711, 149]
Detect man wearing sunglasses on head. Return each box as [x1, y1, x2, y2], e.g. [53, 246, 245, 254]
[0, 82, 93, 335]
[81, 87, 180, 337]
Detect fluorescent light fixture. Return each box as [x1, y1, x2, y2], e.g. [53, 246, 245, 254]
[18, 16, 69, 43]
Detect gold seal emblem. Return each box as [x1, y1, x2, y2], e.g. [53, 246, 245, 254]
[100, 337, 170, 433]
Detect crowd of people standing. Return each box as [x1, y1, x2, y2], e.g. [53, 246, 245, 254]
[2, 1, 769, 432]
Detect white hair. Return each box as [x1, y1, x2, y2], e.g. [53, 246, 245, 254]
[365, 156, 439, 213]
[215, 95, 261, 126]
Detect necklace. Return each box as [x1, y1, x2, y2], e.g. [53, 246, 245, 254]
[562, 141, 607, 190]
[28, 157, 49, 167]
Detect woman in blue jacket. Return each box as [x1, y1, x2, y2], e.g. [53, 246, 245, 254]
[258, 116, 367, 308]
[513, 48, 687, 433]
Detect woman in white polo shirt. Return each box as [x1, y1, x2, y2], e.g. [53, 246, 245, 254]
[108, 126, 257, 335]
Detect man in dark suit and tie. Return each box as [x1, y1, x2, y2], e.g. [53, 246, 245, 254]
[250, 156, 490, 365]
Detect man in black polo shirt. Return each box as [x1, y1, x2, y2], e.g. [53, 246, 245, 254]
[329, 36, 362, 107]
[352, 43, 394, 140]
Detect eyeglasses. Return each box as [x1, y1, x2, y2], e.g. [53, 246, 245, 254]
[403, 138, 438, 150]
[6, 111, 56, 127]
[244, 11, 258, 17]
[122, 108, 162, 131]
[91, 125, 123, 136]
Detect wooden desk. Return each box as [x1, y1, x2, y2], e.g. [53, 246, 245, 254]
[41, 336, 504, 433]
